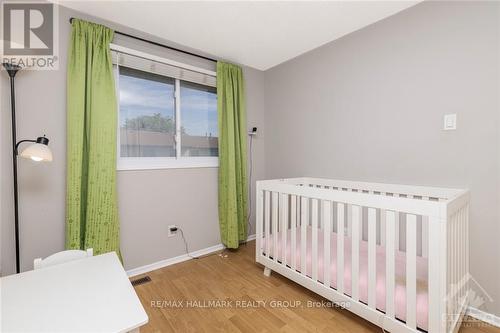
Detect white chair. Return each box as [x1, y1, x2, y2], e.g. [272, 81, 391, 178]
[34, 248, 93, 270]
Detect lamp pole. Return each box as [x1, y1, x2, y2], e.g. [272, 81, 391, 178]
[3, 62, 22, 273]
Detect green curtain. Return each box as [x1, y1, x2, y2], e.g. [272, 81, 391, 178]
[217, 62, 248, 249]
[66, 19, 120, 256]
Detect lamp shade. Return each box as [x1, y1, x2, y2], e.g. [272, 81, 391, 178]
[19, 137, 53, 162]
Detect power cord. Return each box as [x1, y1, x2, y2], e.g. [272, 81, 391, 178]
[178, 228, 198, 260]
[177, 133, 255, 258]
[247, 134, 254, 235]
[178, 226, 228, 259]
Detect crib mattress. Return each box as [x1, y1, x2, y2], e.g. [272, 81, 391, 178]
[262, 227, 429, 330]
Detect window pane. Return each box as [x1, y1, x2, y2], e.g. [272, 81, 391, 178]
[180, 81, 218, 157]
[119, 66, 176, 157]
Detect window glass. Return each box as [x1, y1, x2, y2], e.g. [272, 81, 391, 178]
[119, 66, 176, 157]
[180, 81, 218, 157]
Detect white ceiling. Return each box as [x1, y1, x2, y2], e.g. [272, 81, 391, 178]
[57, 1, 420, 70]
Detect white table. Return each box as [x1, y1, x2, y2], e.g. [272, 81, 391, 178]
[1, 252, 148, 333]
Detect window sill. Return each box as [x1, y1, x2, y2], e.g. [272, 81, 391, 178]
[117, 157, 218, 171]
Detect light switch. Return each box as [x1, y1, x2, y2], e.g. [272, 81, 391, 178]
[444, 114, 457, 130]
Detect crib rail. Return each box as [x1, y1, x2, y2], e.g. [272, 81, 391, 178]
[256, 178, 469, 333]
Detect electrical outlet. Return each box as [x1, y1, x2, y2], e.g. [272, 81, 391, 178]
[443, 114, 457, 130]
[167, 225, 178, 237]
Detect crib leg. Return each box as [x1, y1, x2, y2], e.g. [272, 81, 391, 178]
[263, 267, 272, 277]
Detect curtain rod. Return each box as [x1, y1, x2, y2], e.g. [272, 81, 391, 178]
[69, 17, 217, 63]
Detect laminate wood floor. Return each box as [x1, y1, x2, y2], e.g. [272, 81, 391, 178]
[132, 241, 499, 333]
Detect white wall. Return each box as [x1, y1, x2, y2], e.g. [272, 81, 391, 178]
[0, 4, 266, 274]
[264, 1, 500, 316]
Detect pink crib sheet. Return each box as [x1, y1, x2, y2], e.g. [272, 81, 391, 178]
[263, 227, 429, 330]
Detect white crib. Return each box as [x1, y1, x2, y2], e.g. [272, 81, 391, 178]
[256, 177, 469, 333]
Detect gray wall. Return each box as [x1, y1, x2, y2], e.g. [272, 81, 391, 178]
[0, 4, 266, 274]
[264, 1, 500, 316]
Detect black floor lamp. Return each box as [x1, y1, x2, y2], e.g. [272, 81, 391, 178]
[3, 63, 53, 274]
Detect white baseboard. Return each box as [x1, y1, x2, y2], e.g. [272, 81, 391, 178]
[466, 306, 500, 328]
[126, 243, 224, 277]
[127, 234, 257, 277]
[246, 234, 256, 241]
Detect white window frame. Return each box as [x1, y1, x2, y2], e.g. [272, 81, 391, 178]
[113, 45, 218, 171]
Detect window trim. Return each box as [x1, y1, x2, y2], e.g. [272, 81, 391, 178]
[113, 46, 218, 171]
[117, 157, 218, 171]
[110, 43, 217, 77]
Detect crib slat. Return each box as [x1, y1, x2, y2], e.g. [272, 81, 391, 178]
[351, 205, 361, 301]
[367, 208, 376, 308]
[458, 210, 461, 285]
[422, 216, 429, 258]
[428, 217, 446, 333]
[451, 213, 456, 317]
[462, 207, 467, 302]
[272, 192, 279, 263]
[385, 210, 396, 319]
[265, 191, 271, 259]
[360, 207, 365, 241]
[458, 210, 462, 311]
[457, 211, 460, 311]
[256, 189, 263, 259]
[291, 195, 297, 271]
[337, 203, 344, 294]
[454, 211, 458, 308]
[453, 212, 458, 314]
[449, 213, 453, 318]
[464, 204, 469, 304]
[463, 207, 467, 300]
[445, 214, 455, 321]
[280, 193, 288, 266]
[458, 207, 465, 304]
[406, 214, 417, 329]
[346, 204, 352, 237]
[323, 201, 332, 288]
[300, 197, 308, 276]
[455, 212, 459, 315]
[395, 214, 400, 251]
[462, 208, 466, 302]
[380, 209, 386, 246]
[312, 199, 319, 282]
[458, 209, 463, 305]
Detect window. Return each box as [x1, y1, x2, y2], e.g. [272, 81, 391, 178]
[119, 67, 176, 158]
[114, 47, 218, 170]
[180, 81, 218, 157]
